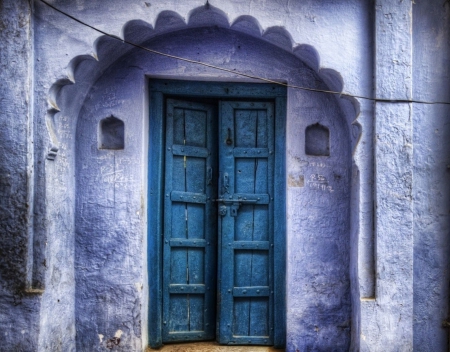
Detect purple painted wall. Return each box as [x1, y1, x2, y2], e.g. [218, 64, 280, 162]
[0, 0, 449, 351]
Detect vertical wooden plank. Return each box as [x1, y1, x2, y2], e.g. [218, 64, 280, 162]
[169, 295, 189, 332]
[165, 100, 189, 340]
[235, 109, 257, 147]
[256, 109, 268, 148]
[252, 205, 269, 241]
[171, 203, 186, 239]
[254, 159, 268, 194]
[233, 249, 251, 335]
[235, 158, 256, 194]
[185, 108, 207, 147]
[249, 298, 269, 336]
[219, 101, 275, 345]
[188, 246, 205, 332]
[186, 159, 206, 193]
[148, 91, 164, 348]
[186, 204, 204, 241]
[163, 99, 217, 342]
[250, 251, 269, 287]
[217, 101, 236, 343]
[233, 298, 251, 336]
[204, 102, 217, 340]
[162, 99, 176, 341]
[173, 107, 185, 145]
[170, 248, 187, 284]
[184, 107, 208, 336]
[273, 97, 286, 348]
[249, 249, 269, 337]
[189, 294, 205, 331]
[266, 103, 276, 345]
[250, 108, 267, 340]
[185, 108, 207, 194]
[172, 156, 186, 192]
[234, 204, 254, 241]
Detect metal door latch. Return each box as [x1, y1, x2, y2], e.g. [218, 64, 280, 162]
[219, 205, 227, 216]
[230, 202, 239, 217]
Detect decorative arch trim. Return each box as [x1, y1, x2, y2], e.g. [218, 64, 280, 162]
[46, 3, 361, 155]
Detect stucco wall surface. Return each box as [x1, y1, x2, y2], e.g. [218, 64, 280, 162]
[412, 1, 450, 351]
[72, 26, 354, 351]
[0, 0, 449, 351]
[31, 1, 370, 351]
[0, 1, 42, 351]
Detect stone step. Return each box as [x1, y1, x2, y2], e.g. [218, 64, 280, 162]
[146, 342, 284, 352]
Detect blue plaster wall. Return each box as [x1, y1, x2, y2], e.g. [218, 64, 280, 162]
[412, 1, 450, 350]
[0, 1, 42, 351]
[72, 26, 354, 351]
[1, 0, 449, 351]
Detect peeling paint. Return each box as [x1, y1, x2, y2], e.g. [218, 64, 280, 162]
[0, 0, 449, 351]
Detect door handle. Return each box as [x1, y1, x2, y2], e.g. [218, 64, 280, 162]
[207, 166, 213, 185]
[221, 172, 229, 194]
[226, 128, 233, 145]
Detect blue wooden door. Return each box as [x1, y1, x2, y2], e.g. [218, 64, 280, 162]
[162, 99, 217, 343]
[217, 101, 275, 345]
[162, 97, 276, 345]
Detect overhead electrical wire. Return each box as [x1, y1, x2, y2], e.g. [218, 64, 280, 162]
[39, 0, 450, 106]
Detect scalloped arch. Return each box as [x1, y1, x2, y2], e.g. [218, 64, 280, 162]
[47, 3, 361, 151]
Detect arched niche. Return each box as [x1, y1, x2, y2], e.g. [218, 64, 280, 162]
[98, 116, 125, 150]
[305, 123, 330, 156]
[47, 5, 361, 351]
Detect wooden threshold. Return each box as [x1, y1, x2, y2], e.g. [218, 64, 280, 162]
[147, 342, 284, 352]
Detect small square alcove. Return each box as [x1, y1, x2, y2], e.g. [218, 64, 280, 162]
[305, 123, 330, 156]
[99, 116, 125, 150]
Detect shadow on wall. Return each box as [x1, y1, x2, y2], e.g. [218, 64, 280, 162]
[43, 4, 360, 351]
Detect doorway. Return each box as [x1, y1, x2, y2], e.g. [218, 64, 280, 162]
[148, 80, 286, 349]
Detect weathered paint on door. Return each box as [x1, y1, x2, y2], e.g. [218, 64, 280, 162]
[149, 80, 286, 349]
[217, 101, 275, 345]
[162, 99, 217, 342]
[163, 99, 275, 345]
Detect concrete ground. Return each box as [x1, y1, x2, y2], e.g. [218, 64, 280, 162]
[146, 342, 285, 352]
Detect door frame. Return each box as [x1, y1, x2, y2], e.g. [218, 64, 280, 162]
[148, 79, 287, 348]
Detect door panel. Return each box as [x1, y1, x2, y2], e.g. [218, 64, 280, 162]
[218, 101, 275, 345]
[149, 82, 286, 349]
[162, 98, 276, 345]
[162, 99, 217, 343]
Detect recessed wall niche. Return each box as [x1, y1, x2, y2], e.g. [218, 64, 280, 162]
[98, 115, 125, 150]
[305, 123, 330, 156]
[68, 17, 356, 351]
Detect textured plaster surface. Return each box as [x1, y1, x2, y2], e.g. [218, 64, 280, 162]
[0, 1, 42, 351]
[0, 0, 449, 351]
[374, 103, 414, 349]
[374, 0, 413, 101]
[362, 2, 415, 351]
[412, 1, 450, 351]
[73, 27, 353, 351]
[30, 1, 367, 351]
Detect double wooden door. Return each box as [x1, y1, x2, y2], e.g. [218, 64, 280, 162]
[162, 97, 276, 345]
